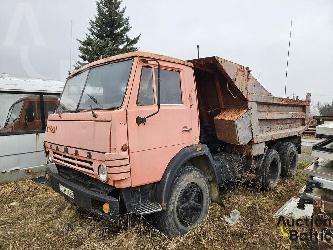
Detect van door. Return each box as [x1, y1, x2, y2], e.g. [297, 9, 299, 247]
[0, 93, 59, 183]
[127, 61, 195, 186]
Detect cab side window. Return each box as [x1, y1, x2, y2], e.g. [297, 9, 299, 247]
[160, 69, 182, 104]
[137, 67, 183, 106]
[137, 67, 155, 106]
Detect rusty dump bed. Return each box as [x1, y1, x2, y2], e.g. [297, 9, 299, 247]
[190, 56, 311, 146]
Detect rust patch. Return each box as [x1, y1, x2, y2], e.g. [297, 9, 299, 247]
[215, 108, 248, 121]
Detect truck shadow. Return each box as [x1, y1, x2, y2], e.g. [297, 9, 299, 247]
[74, 207, 160, 236]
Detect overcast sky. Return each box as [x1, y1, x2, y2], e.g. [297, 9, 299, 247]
[0, 0, 332, 104]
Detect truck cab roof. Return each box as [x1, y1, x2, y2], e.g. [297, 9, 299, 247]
[70, 51, 193, 78]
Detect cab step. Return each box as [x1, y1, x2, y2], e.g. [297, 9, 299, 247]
[133, 202, 162, 215]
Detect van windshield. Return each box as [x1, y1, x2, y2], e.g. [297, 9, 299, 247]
[58, 59, 133, 112]
[5, 100, 24, 127]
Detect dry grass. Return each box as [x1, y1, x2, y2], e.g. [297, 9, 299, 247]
[0, 161, 316, 250]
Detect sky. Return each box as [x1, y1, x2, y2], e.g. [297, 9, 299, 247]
[0, 0, 332, 105]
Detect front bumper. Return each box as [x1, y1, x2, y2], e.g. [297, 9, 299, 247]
[47, 167, 120, 219]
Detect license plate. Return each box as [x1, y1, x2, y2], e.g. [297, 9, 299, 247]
[59, 184, 74, 199]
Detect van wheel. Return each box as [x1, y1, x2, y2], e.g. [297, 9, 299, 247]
[261, 149, 281, 190]
[278, 142, 298, 178]
[155, 166, 210, 237]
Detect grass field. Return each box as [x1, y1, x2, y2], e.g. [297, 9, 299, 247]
[0, 161, 316, 249]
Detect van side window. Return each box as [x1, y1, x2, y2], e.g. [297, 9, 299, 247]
[0, 94, 59, 134]
[43, 95, 59, 119]
[160, 69, 182, 104]
[0, 94, 42, 134]
[137, 67, 155, 106]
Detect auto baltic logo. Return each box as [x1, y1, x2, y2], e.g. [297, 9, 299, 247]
[276, 215, 333, 242]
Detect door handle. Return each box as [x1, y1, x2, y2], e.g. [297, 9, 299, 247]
[182, 126, 192, 132]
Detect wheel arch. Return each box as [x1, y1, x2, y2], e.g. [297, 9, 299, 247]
[267, 136, 301, 154]
[155, 144, 223, 208]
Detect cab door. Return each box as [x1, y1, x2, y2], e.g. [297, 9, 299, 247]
[127, 60, 195, 186]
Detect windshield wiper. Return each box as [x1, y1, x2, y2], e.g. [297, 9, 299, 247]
[82, 93, 103, 118]
[90, 105, 97, 118]
[86, 93, 103, 108]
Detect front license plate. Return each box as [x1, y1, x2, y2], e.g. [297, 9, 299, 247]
[59, 184, 74, 199]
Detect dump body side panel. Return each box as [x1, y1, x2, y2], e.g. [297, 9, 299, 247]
[253, 99, 309, 143]
[191, 56, 310, 149]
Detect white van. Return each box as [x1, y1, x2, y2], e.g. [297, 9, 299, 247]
[0, 74, 64, 183]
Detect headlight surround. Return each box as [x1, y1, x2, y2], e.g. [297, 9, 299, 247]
[98, 164, 108, 182]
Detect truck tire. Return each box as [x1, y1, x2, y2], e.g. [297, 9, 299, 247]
[278, 142, 298, 178]
[155, 165, 210, 237]
[261, 149, 281, 190]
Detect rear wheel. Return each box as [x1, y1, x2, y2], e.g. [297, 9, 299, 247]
[278, 142, 298, 178]
[155, 166, 210, 237]
[261, 149, 281, 190]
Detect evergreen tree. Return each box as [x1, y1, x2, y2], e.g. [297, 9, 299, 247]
[77, 0, 140, 66]
[318, 102, 333, 116]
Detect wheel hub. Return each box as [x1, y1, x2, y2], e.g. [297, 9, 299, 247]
[176, 183, 204, 227]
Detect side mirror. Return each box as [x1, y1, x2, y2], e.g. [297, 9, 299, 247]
[136, 59, 161, 126]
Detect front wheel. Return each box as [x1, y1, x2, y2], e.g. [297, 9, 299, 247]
[155, 166, 210, 237]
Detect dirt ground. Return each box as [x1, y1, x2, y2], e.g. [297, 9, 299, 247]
[0, 161, 322, 250]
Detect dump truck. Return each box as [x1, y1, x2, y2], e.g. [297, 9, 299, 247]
[44, 51, 310, 236]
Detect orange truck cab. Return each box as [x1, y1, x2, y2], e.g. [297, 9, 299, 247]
[45, 51, 310, 236]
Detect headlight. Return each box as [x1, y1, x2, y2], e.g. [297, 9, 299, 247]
[98, 164, 108, 182]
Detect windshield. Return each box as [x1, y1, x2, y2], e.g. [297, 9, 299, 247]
[58, 59, 133, 112]
[0, 93, 27, 128]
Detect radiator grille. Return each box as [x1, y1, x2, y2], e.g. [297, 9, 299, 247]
[53, 152, 94, 172]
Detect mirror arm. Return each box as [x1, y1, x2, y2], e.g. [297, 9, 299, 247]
[136, 59, 161, 126]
